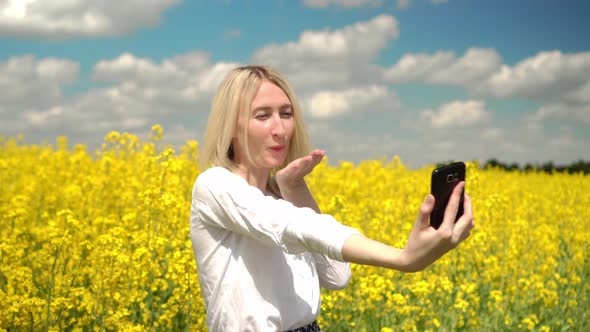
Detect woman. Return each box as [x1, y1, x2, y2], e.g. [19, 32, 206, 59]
[190, 65, 474, 331]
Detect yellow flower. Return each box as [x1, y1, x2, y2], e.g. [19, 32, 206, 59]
[1, 127, 588, 330]
[150, 124, 163, 141]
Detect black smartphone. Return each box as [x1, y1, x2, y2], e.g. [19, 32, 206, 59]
[430, 161, 466, 229]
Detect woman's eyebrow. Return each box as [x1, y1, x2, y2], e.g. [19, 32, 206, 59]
[252, 106, 272, 113]
[252, 103, 292, 113]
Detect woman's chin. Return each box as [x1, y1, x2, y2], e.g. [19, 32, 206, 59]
[265, 157, 285, 168]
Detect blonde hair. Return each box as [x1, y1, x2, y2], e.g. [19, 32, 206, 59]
[200, 65, 311, 173]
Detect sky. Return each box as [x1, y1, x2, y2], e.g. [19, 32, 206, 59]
[1, 0, 589, 169]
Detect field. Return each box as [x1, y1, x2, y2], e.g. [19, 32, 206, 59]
[1, 126, 589, 331]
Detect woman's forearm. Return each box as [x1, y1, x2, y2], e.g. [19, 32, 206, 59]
[341, 234, 413, 272]
[278, 181, 321, 214]
[278, 182, 412, 272]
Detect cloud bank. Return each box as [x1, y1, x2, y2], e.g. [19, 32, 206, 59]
[1, 12, 588, 168]
[0, 0, 179, 39]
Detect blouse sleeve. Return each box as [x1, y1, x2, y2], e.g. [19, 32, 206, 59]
[311, 253, 353, 290]
[192, 167, 360, 261]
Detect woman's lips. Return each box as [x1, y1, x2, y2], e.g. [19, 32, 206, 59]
[269, 145, 285, 152]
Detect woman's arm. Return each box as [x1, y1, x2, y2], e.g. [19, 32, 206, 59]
[277, 150, 474, 273]
[342, 182, 473, 272]
[194, 166, 360, 262]
[278, 150, 360, 290]
[275, 149, 354, 289]
[274, 149, 324, 213]
[276, 156, 406, 271]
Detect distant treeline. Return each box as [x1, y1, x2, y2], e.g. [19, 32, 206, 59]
[472, 159, 590, 174]
[481, 159, 590, 175]
[435, 159, 590, 175]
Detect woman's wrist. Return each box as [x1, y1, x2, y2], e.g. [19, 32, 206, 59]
[275, 176, 306, 192]
[276, 180, 321, 213]
[397, 247, 424, 273]
[342, 234, 409, 271]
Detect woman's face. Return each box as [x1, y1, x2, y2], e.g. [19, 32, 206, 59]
[233, 80, 295, 170]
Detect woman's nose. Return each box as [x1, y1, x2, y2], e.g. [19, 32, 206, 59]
[271, 114, 286, 137]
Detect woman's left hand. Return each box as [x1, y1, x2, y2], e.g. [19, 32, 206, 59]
[275, 149, 325, 189]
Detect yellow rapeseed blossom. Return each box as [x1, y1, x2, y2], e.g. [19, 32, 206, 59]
[1, 128, 589, 331]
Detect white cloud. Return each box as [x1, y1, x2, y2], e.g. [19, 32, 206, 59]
[384, 48, 501, 86]
[0, 55, 79, 109]
[482, 127, 503, 140]
[526, 103, 590, 125]
[93, 53, 184, 84]
[306, 85, 390, 118]
[565, 80, 590, 103]
[421, 100, 490, 128]
[395, 101, 587, 168]
[308, 122, 407, 163]
[73, 53, 239, 133]
[385, 48, 590, 129]
[0, 0, 179, 39]
[385, 49, 590, 107]
[1, 12, 586, 170]
[548, 126, 575, 149]
[475, 50, 590, 101]
[23, 106, 64, 125]
[0, 55, 82, 142]
[252, 14, 398, 92]
[254, 14, 397, 63]
[525, 104, 562, 123]
[0, 52, 238, 148]
[572, 105, 590, 124]
[93, 52, 239, 100]
[397, 0, 410, 9]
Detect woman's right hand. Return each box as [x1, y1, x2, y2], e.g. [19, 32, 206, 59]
[400, 181, 474, 272]
[275, 149, 325, 190]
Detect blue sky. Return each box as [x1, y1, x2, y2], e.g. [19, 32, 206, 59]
[1, 0, 589, 168]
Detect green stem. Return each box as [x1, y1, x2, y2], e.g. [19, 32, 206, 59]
[44, 245, 60, 332]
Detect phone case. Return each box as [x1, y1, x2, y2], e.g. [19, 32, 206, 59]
[430, 161, 466, 229]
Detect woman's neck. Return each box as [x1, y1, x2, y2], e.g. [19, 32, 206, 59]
[233, 165, 270, 193]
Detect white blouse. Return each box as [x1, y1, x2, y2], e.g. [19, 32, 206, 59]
[190, 167, 361, 331]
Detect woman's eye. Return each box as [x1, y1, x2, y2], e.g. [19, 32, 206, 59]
[280, 112, 293, 118]
[255, 113, 270, 119]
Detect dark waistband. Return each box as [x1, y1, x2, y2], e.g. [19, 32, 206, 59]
[286, 320, 321, 332]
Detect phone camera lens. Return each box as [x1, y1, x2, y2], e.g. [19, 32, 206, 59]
[447, 174, 454, 182]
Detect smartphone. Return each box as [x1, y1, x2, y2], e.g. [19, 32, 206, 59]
[430, 161, 466, 229]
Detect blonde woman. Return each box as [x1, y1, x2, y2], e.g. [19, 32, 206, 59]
[190, 65, 474, 331]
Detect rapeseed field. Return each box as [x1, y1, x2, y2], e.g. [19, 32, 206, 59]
[1, 126, 588, 331]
